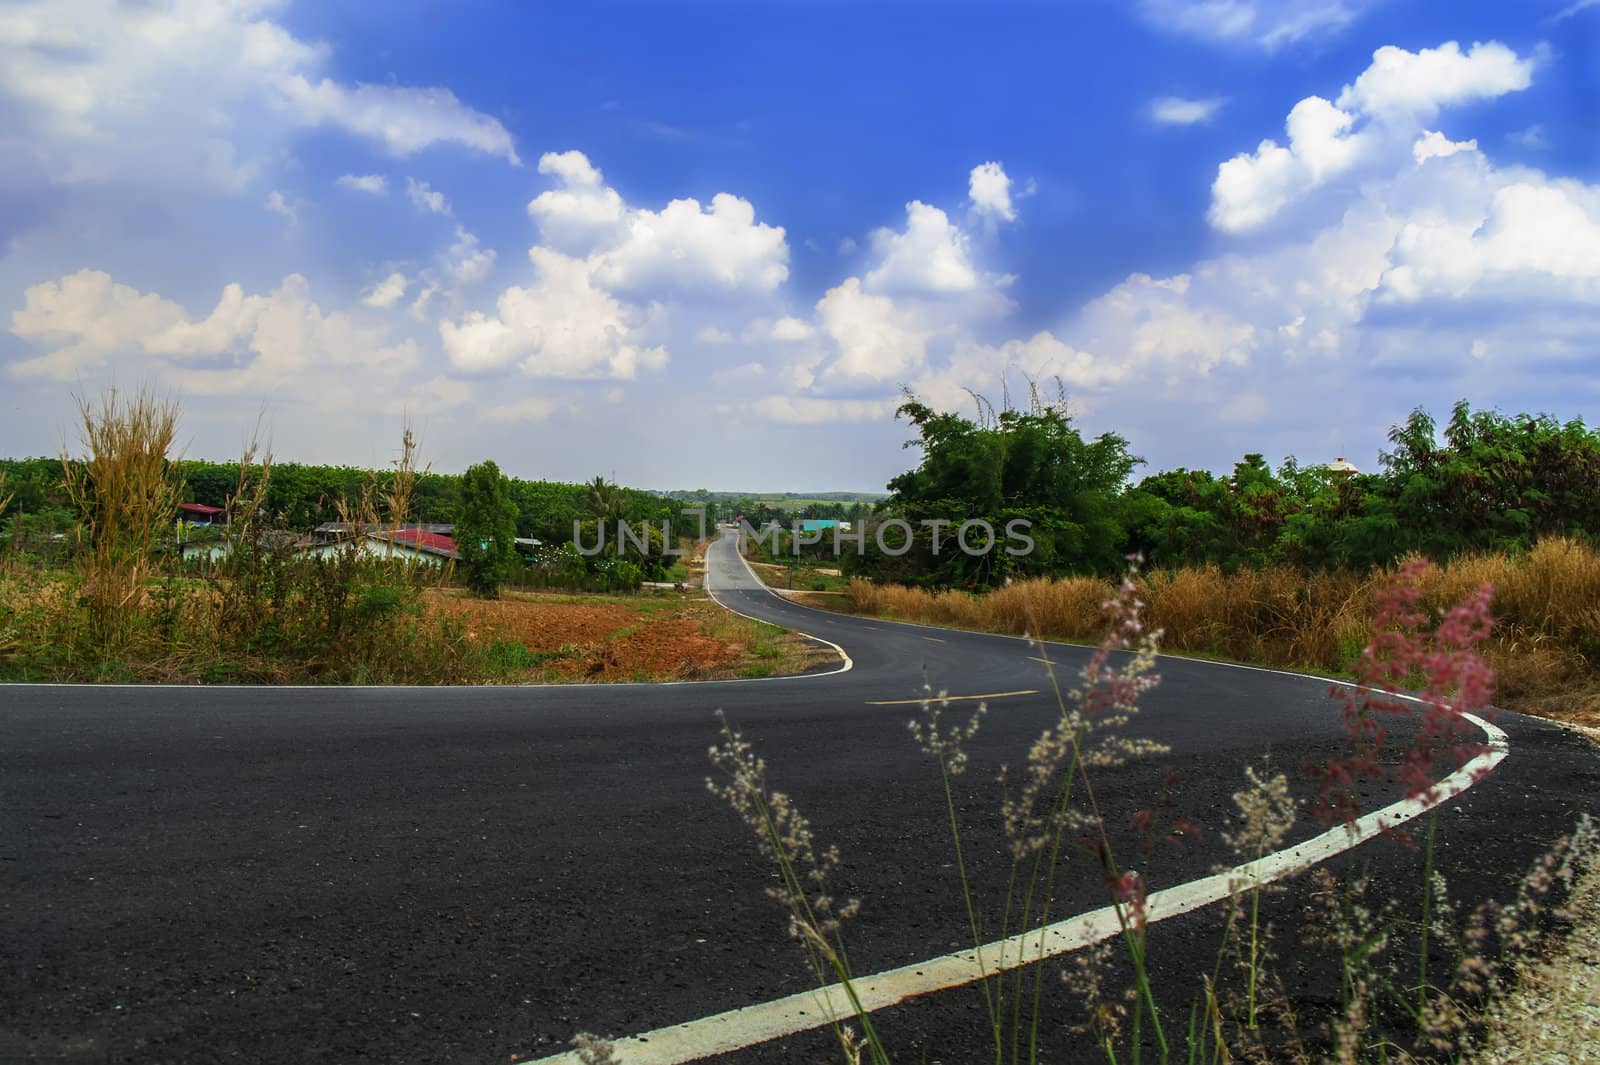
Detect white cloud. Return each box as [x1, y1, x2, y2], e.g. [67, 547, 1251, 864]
[1210, 96, 1369, 232]
[274, 75, 520, 164]
[770, 316, 815, 342]
[440, 248, 666, 380]
[527, 151, 627, 252]
[445, 227, 496, 286]
[382, 376, 473, 416]
[594, 192, 789, 295]
[1334, 41, 1536, 122]
[694, 325, 733, 343]
[838, 237, 858, 255]
[482, 396, 559, 423]
[747, 396, 897, 424]
[865, 201, 978, 295]
[408, 283, 440, 321]
[1209, 40, 1536, 232]
[362, 272, 409, 308]
[10, 270, 417, 398]
[1412, 131, 1477, 164]
[525, 150, 789, 296]
[968, 162, 1016, 223]
[1137, 0, 1373, 49]
[406, 177, 451, 215]
[336, 173, 387, 195]
[1377, 182, 1600, 304]
[816, 277, 931, 382]
[264, 189, 298, 224]
[0, 0, 519, 195]
[1150, 96, 1227, 125]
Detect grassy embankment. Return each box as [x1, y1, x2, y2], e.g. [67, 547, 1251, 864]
[819, 537, 1600, 728]
[0, 566, 832, 685]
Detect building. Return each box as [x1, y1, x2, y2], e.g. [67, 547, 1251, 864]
[177, 502, 226, 526]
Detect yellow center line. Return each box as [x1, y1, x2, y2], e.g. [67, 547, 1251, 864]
[865, 689, 1038, 706]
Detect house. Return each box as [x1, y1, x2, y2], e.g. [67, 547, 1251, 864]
[301, 526, 458, 565]
[178, 502, 226, 526]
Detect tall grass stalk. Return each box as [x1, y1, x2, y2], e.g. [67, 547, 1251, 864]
[60, 387, 183, 648]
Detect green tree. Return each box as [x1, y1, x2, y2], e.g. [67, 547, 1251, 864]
[456, 460, 520, 597]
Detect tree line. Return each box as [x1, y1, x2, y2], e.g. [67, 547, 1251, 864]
[844, 395, 1600, 588]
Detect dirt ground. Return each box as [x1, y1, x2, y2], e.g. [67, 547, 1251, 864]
[426, 587, 832, 682]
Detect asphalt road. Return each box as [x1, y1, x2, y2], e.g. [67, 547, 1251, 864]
[2, 531, 1597, 1064]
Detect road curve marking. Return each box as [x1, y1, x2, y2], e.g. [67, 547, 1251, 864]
[518, 709, 1509, 1065]
[703, 537, 854, 678]
[865, 689, 1037, 706]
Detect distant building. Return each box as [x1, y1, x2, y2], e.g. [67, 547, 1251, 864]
[1327, 457, 1359, 479]
[177, 502, 226, 526]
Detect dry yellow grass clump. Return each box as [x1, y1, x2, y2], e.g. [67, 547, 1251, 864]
[845, 537, 1600, 727]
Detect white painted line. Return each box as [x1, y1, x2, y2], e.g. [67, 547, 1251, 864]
[703, 535, 853, 679]
[865, 689, 1036, 706]
[519, 709, 1509, 1065]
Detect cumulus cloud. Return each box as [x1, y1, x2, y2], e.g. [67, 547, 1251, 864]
[1333, 41, 1537, 122]
[439, 248, 666, 380]
[968, 162, 1016, 223]
[1209, 40, 1536, 232]
[445, 228, 496, 286]
[336, 173, 388, 195]
[10, 270, 417, 397]
[406, 177, 451, 215]
[0, 0, 519, 194]
[1377, 182, 1600, 304]
[594, 192, 789, 295]
[1412, 131, 1477, 164]
[525, 150, 788, 295]
[816, 277, 932, 382]
[1150, 96, 1227, 125]
[362, 272, 409, 308]
[526, 150, 627, 252]
[865, 201, 978, 295]
[769, 316, 815, 341]
[1210, 96, 1369, 232]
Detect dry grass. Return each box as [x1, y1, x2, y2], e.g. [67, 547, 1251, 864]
[60, 388, 183, 645]
[844, 538, 1600, 727]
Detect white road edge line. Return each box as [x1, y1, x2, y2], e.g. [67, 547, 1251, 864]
[704, 534, 853, 678]
[520, 705, 1509, 1065]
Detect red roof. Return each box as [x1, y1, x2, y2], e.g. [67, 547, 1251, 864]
[382, 528, 458, 556]
[179, 502, 225, 516]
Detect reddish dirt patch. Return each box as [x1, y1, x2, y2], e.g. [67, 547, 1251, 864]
[428, 591, 636, 649]
[424, 590, 744, 681]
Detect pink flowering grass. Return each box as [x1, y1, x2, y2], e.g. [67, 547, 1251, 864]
[694, 558, 1598, 1065]
[1311, 560, 1496, 829]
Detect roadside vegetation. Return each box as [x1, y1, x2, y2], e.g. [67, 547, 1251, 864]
[840, 538, 1600, 729]
[770, 389, 1600, 730]
[0, 390, 828, 685]
[659, 562, 1600, 1065]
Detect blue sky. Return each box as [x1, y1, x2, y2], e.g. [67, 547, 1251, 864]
[3, 0, 1597, 491]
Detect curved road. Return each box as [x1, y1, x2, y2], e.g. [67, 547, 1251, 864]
[2, 531, 1596, 1064]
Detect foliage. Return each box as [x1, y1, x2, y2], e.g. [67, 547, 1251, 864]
[848, 388, 1138, 588]
[456, 460, 520, 597]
